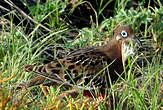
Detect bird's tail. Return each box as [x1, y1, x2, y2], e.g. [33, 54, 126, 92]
[24, 64, 35, 72]
[24, 64, 68, 85]
[24, 64, 47, 74]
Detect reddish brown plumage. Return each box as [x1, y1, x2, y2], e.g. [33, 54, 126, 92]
[24, 25, 140, 89]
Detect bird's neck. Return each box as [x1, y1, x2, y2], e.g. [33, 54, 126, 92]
[100, 39, 122, 61]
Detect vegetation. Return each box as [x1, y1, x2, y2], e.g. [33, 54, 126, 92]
[0, 0, 162, 109]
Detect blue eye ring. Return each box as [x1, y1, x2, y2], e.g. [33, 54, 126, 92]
[121, 30, 128, 38]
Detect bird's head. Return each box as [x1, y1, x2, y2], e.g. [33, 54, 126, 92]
[113, 25, 141, 63]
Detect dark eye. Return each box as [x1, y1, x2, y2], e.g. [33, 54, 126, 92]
[121, 30, 128, 38]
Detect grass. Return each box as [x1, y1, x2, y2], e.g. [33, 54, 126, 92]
[0, 0, 162, 109]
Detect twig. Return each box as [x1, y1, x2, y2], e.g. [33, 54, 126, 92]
[0, 5, 10, 12]
[4, 0, 53, 33]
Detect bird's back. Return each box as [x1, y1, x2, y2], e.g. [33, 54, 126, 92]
[25, 46, 122, 89]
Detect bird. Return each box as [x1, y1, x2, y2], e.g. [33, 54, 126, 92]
[24, 25, 141, 90]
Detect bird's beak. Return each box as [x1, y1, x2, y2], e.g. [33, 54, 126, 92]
[133, 36, 142, 46]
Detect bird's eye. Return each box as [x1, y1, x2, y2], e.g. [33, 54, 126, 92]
[121, 30, 128, 38]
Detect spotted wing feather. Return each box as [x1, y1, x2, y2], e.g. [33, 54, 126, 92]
[25, 47, 112, 88]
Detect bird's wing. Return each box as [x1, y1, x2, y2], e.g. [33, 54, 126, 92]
[25, 47, 111, 88]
